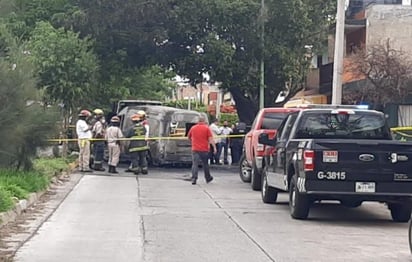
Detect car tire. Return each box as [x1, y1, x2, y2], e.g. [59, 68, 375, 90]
[251, 160, 262, 191]
[239, 154, 251, 183]
[289, 174, 310, 220]
[389, 203, 412, 223]
[409, 219, 412, 253]
[261, 167, 278, 204]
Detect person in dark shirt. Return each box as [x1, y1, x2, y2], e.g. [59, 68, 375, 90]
[230, 122, 246, 165]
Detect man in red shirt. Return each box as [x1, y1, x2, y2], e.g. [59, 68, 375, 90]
[187, 116, 217, 185]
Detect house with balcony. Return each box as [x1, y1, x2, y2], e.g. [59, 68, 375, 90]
[171, 81, 237, 117]
[295, 0, 412, 126]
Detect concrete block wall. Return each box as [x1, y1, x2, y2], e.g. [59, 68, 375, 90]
[366, 5, 412, 55]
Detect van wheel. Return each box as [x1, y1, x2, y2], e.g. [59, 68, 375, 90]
[289, 174, 310, 219]
[389, 203, 411, 223]
[251, 161, 262, 191]
[239, 155, 251, 183]
[261, 167, 278, 204]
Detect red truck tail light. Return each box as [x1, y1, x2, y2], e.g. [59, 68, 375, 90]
[256, 143, 265, 152]
[304, 150, 315, 171]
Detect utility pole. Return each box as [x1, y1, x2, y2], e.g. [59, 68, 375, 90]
[332, 0, 346, 105]
[259, 0, 265, 109]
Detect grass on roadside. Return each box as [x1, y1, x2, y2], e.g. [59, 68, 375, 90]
[0, 188, 13, 212]
[33, 157, 70, 177]
[0, 157, 71, 213]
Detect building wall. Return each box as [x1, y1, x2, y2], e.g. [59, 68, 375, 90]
[175, 83, 220, 105]
[366, 5, 412, 55]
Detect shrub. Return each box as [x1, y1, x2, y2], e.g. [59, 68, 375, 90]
[0, 187, 13, 212]
[219, 113, 239, 126]
[33, 158, 69, 177]
[4, 184, 28, 199]
[0, 170, 49, 193]
[0, 157, 70, 213]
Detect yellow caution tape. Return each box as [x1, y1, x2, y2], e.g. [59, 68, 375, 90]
[392, 131, 412, 139]
[390, 127, 412, 139]
[391, 126, 412, 131]
[48, 134, 246, 143]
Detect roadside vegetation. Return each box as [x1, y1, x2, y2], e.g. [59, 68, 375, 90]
[0, 158, 70, 212]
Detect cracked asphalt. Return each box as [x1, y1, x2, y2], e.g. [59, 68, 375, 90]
[3, 165, 411, 262]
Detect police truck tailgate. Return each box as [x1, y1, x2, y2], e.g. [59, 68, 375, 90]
[307, 139, 412, 195]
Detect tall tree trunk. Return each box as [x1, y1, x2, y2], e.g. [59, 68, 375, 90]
[62, 108, 70, 158]
[229, 87, 259, 125]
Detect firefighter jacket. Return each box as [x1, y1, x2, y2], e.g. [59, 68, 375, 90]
[92, 119, 105, 139]
[126, 122, 149, 152]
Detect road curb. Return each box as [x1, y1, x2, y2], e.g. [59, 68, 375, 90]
[0, 190, 45, 228]
[0, 162, 77, 229]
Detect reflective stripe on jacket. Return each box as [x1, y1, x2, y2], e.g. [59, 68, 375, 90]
[127, 122, 149, 152]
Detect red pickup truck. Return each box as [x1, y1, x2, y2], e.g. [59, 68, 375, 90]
[239, 107, 299, 190]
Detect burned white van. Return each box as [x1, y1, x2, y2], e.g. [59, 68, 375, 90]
[117, 105, 208, 166]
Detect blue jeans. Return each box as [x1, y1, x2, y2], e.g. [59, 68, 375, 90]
[209, 143, 222, 164]
[219, 141, 229, 163]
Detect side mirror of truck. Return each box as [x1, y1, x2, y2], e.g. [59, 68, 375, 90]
[258, 133, 276, 146]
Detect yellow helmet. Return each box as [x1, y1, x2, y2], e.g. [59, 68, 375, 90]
[93, 108, 104, 115]
[131, 114, 141, 121]
[137, 110, 146, 117]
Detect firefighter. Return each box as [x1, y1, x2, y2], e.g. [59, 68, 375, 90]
[137, 110, 150, 139]
[105, 116, 123, 174]
[126, 110, 150, 172]
[126, 113, 149, 175]
[91, 108, 106, 171]
[76, 109, 93, 172]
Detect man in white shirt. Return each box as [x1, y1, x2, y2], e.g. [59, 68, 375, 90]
[76, 110, 93, 172]
[219, 121, 233, 165]
[209, 119, 222, 164]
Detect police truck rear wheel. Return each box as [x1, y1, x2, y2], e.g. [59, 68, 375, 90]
[389, 203, 411, 223]
[289, 175, 310, 220]
[261, 167, 278, 204]
[239, 155, 251, 183]
[409, 219, 412, 253]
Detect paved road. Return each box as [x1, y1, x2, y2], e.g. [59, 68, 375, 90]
[13, 166, 411, 262]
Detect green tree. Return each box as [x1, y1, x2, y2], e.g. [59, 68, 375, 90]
[5, 0, 79, 39]
[0, 25, 58, 170]
[19, 0, 336, 124]
[28, 21, 99, 156]
[29, 21, 99, 114]
[152, 0, 335, 123]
